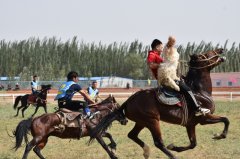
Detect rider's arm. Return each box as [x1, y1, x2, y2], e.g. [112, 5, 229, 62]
[148, 62, 159, 69]
[147, 52, 163, 69]
[79, 90, 95, 104]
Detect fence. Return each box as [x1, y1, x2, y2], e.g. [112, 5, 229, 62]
[1, 91, 240, 104]
[0, 92, 135, 104]
[0, 80, 158, 90]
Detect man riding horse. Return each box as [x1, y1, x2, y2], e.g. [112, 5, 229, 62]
[31, 75, 39, 95]
[55, 71, 96, 119]
[28, 75, 41, 104]
[147, 38, 210, 116]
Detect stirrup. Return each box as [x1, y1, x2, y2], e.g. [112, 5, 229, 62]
[90, 111, 100, 119]
[84, 111, 100, 119]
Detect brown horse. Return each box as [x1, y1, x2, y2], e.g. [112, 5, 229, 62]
[13, 85, 51, 117]
[13, 95, 127, 159]
[90, 49, 229, 159]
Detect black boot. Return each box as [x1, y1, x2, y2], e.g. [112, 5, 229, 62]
[187, 91, 210, 116]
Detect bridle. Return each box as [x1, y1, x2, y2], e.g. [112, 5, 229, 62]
[189, 50, 221, 69]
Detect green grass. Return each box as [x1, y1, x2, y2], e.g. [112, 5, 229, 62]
[0, 99, 239, 159]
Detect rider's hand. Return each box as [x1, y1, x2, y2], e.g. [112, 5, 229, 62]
[89, 99, 95, 104]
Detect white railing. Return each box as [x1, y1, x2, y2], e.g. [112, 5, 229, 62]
[0, 92, 135, 104]
[1, 92, 240, 104]
[212, 92, 240, 102]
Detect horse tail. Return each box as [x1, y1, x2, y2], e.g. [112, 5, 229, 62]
[89, 91, 140, 141]
[13, 96, 22, 110]
[89, 110, 123, 142]
[89, 100, 129, 142]
[13, 117, 32, 151]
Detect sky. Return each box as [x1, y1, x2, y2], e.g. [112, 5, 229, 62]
[0, 0, 239, 47]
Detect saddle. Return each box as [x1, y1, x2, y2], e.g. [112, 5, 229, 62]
[56, 108, 84, 127]
[156, 86, 182, 106]
[54, 108, 86, 138]
[156, 86, 189, 126]
[27, 95, 38, 104]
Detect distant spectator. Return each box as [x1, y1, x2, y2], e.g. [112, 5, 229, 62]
[7, 84, 12, 91]
[126, 82, 130, 89]
[14, 83, 20, 90]
[0, 84, 4, 90]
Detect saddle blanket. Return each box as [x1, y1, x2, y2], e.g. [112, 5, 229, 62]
[156, 86, 182, 106]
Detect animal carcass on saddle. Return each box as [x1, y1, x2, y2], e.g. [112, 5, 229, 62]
[156, 36, 184, 106]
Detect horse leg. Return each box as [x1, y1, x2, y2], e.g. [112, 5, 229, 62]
[199, 114, 230, 139]
[96, 136, 118, 159]
[128, 123, 150, 159]
[22, 139, 36, 159]
[147, 121, 177, 159]
[102, 131, 117, 150]
[32, 106, 40, 117]
[33, 138, 48, 159]
[167, 125, 197, 152]
[15, 106, 23, 117]
[43, 105, 47, 114]
[22, 104, 29, 118]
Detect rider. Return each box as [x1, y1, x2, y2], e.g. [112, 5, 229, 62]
[55, 71, 95, 118]
[147, 38, 210, 116]
[86, 81, 100, 103]
[31, 75, 40, 95]
[147, 39, 164, 79]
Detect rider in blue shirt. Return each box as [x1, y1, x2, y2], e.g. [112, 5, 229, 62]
[31, 75, 39, 95]
[86, 81, 99, 103]
[55, 71, 95, 118]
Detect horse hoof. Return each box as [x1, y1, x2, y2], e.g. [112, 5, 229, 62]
[111, 156, 118, 159]
[108, 143, 116, 150]
[167, 143, 175, 150]
[212, 133, 226, 140]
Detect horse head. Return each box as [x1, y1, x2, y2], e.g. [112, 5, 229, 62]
[36, 85, 52, 103]
[40, 84, 52, 93]
[186, 48, 225, 94]
[189, 48, 225, 71]
[97, 95, 127, 125]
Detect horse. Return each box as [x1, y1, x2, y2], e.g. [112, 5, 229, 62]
[13, 95, 127, 159]
[13, 84, 51, 118]
[90, 48, 229, 159]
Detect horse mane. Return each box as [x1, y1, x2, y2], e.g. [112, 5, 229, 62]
[185, 68, 203, 92]
[89, 110, 116, 143]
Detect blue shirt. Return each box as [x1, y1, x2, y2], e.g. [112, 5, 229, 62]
[31, 81, 38, 93]
[87, 86, 99, 99]
[55, 81, 82, 101]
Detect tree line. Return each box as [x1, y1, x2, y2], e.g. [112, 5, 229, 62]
[0, 37, 239, 80]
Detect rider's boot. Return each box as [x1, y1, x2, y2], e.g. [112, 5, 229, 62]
[187, 91, 210, 116]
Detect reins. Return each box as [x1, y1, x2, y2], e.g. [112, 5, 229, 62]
[188, 51, 221, 69]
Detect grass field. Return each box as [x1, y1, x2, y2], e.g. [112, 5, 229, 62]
[0, 99, 239, 159]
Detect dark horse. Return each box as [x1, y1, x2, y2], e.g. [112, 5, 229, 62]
[90, 49, 229, 159]
[13, 84, 51, 117]
[13, 95, 127, 159]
